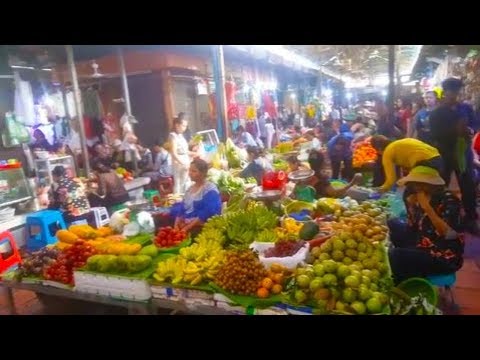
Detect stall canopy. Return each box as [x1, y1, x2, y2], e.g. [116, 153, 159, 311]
[284, 45, 423, 88]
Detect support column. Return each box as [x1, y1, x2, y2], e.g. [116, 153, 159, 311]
[387, 45, 396, 117]
[211, 45, 229, 141]
[117, 47, 132, 116]
[117, 46, 137, 173]
[65, 45, 90, 175]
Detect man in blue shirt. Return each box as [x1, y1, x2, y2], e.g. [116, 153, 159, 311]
[327, 129, 354, 181]
[430, 78, 478, 234]
[414, 90, 438, 145]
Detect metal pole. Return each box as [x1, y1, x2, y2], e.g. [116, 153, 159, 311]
[65, 45, 90, 175]
[212, 45, 229, 141]
[387, 45, 396, 117]
[117, 46, 138, 173]
[117, 46, 132, 116]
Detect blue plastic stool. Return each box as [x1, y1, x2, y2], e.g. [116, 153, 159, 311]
[25, 210, 66, 252]
[426, 273, 458, 311]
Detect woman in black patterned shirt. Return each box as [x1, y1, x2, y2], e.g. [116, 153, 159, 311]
[48, 166, 91, 223]
[388, 166, 464, 284]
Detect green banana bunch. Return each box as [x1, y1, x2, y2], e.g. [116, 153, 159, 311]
[257, 229, 277, 243]
[202, 215, 228, 233]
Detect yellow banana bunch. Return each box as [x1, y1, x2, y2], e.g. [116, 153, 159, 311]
[195, 228, 226, 246]
[154, 257, 186, 284]
[156, 242, 225, 286]
[282, 217, 303, 235]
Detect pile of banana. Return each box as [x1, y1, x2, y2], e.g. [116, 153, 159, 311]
[274, 217, 302, 241]
[153, 239, 225, 286]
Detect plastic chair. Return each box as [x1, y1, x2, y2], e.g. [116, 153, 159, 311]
[0, 231, 22, 275]
[25, 210, 66, 251]
[426, 273, 458, 311]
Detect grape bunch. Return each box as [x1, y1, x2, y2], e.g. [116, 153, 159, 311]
[264, 240, 306, 258]
[214, 250, 267, 296]
[18, 248, 60, 278]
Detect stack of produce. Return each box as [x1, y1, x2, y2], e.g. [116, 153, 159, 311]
[289, 230, 391, 314]
[273, 158, 289, 171]
[154, 238, 225, 286]
[214, 250, 267, 296]
[273, 142, 294, 154]
[200, 205, 278, 249]
[264, 240, 307, 258]
[17, 248, 60, 279]
[43, 240, 97, 285]
[115, 167, 134, 181]
[153, 227, 188, 249]
[56, 226, 141, 255]
[273, 217, 303, 242]
[225, 138, 243, 168]
[208, 169, 256, 195]
[352, 139, 377, 168]
[330, 200, 388, 236]
[86, 254, 152, 273]
[257, 263, 292, 298]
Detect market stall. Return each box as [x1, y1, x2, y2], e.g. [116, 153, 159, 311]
[0, 151, 443, 315]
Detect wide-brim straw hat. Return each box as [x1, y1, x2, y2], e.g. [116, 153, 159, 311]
[397, 166, 446, 187]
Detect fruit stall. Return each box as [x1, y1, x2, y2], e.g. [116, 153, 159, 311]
[0, 190, 441, 315]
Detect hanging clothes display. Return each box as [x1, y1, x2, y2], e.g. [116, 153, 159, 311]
[42, 90, 66, 119]
[262, 91, 277, 118]
[82, 88, 105, 144]
[13, 71, 36, 126]
[66, 91, 77, 118]
[103, 112, 121, 144]
[4, 112, 31, 146]
[82, 88, 103, 119]
[225, 81, 239, 121]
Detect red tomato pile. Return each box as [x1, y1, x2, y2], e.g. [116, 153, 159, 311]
[43, 240, 97, 285]
[154, 227, 187, 249]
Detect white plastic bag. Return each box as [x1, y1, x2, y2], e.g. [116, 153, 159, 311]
[122, 222, 140, 237]
[137, 211, 155, 234]
[250, 242, 310, 270]
[110, 209, 130, 233]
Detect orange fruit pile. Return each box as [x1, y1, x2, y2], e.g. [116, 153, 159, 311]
[256, 263, 292, 298]
[352, 139, 377, 169]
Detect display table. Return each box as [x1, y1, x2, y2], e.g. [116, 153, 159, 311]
[124, 177, 151, 201]
[0, 281, 152, 315]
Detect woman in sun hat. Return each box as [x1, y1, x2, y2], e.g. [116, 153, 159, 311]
[388, 166, 465, 284]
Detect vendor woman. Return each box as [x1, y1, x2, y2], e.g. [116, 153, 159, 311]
[31, 129, 53, 152]
[170, 158, 222, 233]
[88, 160, 130, 212]
[307, 150, 362, 198]
[388, 166, 464, 283]
[48, 165, 91, 223]
[240, 146, 273, 184]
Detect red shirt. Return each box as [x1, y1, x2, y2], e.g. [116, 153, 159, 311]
[473, 132, 480, 155]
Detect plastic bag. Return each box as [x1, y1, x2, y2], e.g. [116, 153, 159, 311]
[122, 222, 140, 237]
[250, 242, 310, 270]
[389, 192, 407, 219]
[110, 209, 130, 233]
[136, 211, 155, 234]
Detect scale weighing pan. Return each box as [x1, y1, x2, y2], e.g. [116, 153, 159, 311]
[249, 190, 282, 202]
[288, 169, 315, 181]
